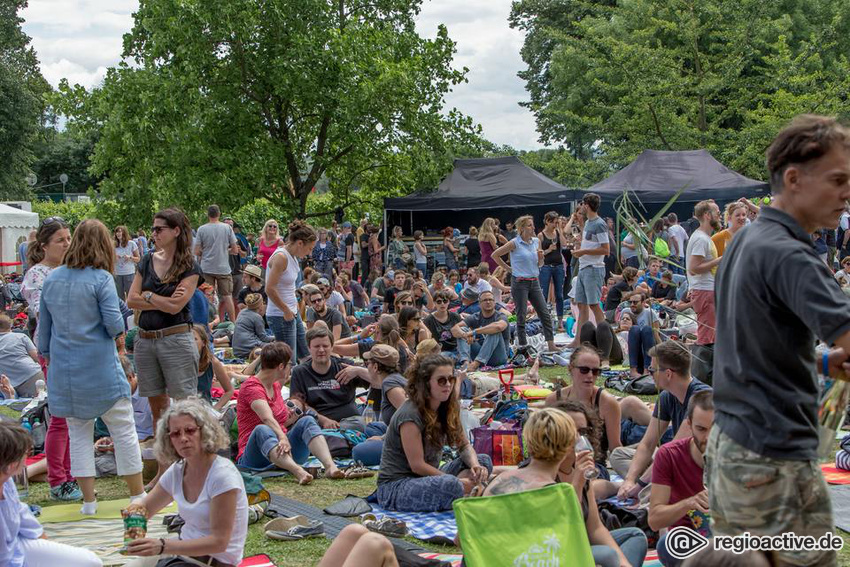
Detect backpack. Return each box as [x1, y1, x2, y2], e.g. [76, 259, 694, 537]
[482, 399, 529, 427]
[654, 237, 670, 258]
[321, 428, 368, 458]
[21, 399, 50, 453]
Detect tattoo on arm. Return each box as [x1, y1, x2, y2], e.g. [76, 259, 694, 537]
[488, 475, 532, 496]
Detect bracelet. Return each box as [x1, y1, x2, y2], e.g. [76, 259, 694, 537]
[159, 538, 166, 555]
[823, 351, 829, 378]
[636, 478, 648, 488]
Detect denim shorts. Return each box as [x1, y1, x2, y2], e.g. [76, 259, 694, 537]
[575, 266, 605, 305]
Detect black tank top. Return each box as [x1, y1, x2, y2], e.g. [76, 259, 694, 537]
[541, 230, 562, 266]
[556, 386, 608, 461]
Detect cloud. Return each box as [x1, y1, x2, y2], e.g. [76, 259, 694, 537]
[21, 0, 545, 148]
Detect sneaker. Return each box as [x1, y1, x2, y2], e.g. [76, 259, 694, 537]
[363, 514, 408, 538]
[50, 481, 82, 502]
[264, 516, 324, 541]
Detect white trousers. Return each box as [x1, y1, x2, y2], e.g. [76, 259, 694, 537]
[20, 537, 102, 567]
[66, 397, 142, 478]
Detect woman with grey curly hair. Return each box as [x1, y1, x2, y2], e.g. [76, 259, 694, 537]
[124, 399, 248, 567]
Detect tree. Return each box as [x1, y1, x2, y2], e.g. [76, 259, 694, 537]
[0, 0, 51, 199]
[56, 0, 481, 223]
[511, 0, 850, 180]
[30, 129, 101, 196]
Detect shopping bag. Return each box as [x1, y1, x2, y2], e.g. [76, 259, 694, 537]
[454, 483, 594, 567]
[471, 422, 524, 466]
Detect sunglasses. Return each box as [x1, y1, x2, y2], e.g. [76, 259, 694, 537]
[151, 225, 169, 234]
[575, 366, 602, 376]
[168, 426, 200, 439]
[311, 297, 323, 304]
[268, 224, 278, 228]
[434, 375, 457, 387]
[435, 299, 449, 304]
[41, 216, 66, 227]
[630, 300, 642, 305]
[285, 400, 303, 417]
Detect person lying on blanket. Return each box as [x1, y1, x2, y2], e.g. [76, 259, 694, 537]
[482, 408, 647, 567]
[124, 398, 247, 567]
[649, 390, 714, 567]
[0, 420, 103, 567]
[235, 341, 353, 483]
[376, 354, 492, 512]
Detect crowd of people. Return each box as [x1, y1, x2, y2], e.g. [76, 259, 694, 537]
[1, 115, 849, 567]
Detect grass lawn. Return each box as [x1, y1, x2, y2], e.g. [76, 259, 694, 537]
[16, 366, 850, 565]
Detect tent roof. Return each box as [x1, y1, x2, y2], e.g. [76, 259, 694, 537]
[0, 204, 38, 229]
[385, 156, 577, 211]
[586, 149, 770, 203]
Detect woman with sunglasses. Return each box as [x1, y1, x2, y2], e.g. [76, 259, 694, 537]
[113, 225, 140, 301]
[128, 208, 201, 489]
[538, 211, 568, 332]
[491, 215, 558, 354]
[39, 220, 145, 514]
[376, 354, 491, 512]
[235, 341, 346, 483]
[21, 216, 79, 502]
[397, 306, 431, 352]
[123, 398, 247, 567]
[545, 346, 622, 468]
[256, 219, 283, 271]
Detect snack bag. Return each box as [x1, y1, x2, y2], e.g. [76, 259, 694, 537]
[121, 504, 148, 554]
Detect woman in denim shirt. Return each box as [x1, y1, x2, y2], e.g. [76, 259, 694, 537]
[39, 219, 144, 515]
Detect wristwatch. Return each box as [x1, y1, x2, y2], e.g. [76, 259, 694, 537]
[143, 291, 153, 303]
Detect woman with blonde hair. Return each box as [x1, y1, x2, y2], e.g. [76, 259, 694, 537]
[492, 215, 557, 353]
[113, 225, 140, 300]
[124, 398, 247, 566]
[712, 201, 748, 257]
[39, 219, 144, 514]
[478, 218, 499, 271]
[256, 219, 283, 270]
[489, 265, 510, 304]
[428, 271, 457, 301]
[192, 326, 235, 410]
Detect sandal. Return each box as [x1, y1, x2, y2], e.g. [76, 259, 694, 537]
[362, 514, 407, 538]
[342, 463, 375, 479]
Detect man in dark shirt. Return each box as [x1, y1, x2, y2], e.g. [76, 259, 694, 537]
[615, 341, 711, 499]
[709, 116, 850, 566]
[453, 290, 509, 371]
[290, 327, 369, 429]
[237, 264, 267, 311]
[604, 266, 638, 319]
[382, 271, 407, 314]
[650, 271, 677, 304]
[305, 289, 351, 340]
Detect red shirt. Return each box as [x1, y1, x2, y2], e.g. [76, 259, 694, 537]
[651, 437, 705, 528]
[236, 376, 289, 458]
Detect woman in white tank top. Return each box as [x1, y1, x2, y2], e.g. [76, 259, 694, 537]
[265, 220, 317, 360]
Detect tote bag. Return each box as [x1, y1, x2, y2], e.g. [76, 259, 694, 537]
[454, 483, 594, 567]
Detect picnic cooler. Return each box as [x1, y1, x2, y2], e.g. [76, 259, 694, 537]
[471, 421, 524, 466]
[454, 483, 594, 567]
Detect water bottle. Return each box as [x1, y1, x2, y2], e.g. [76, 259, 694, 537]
[35, 379, 46, 397]
[576, 435, 600, 480]
[363, 400, 377, 424]
[13, 467, 28, 500]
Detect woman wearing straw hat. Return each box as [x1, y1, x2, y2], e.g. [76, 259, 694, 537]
[236, 264, 266, 312]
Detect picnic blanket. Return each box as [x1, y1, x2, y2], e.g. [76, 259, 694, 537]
[42, 515, 171, 565]
[418, 552, 462, 567]
[39, 498, 177, 523]
[821, 464, 850, 485]
[364, 504, 457, 544]
[240, 554, 277, 567]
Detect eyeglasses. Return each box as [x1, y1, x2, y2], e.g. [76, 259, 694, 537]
[285, 400, 303, 417]
[41, 216, 66, 227]
[630, 300, 642, 306]
[575, 366, 602, 376]
[435, 299, 448, 304]
[434, 375, 457, 387]
[311, 298, 323, 304]
[168, 426, 200, 439]
[268, 224, 278, 228]
[151, 225, 169, 234]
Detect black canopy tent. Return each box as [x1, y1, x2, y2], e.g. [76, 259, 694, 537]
[583, 149, 770, 219]
[384, 156, 579, 235]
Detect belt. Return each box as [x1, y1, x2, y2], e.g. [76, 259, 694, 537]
[138, 323, 192, 340]
[515, 277, 538, 281]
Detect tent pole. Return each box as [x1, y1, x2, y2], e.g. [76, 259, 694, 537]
[383, 208, 388, 267]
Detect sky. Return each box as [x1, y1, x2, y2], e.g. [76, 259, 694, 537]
[20, 0, 546, 150]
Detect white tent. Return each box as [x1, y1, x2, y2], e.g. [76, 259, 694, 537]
[0, 204, 39, 274]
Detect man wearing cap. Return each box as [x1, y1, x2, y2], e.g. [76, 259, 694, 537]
[454, 290, 509, 371]
[306, 288, 352, 340]
[458, 287, 481, 316]
[317, 277, 346, 312]
[237, 264, 267, 312]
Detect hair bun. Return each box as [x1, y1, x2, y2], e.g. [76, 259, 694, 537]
[289, 219, 306, 232]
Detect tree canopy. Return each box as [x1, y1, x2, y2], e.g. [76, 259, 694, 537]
[0, 0, 51, 199]
[510, 0, 850, 182]
[55, 0, 482, 224]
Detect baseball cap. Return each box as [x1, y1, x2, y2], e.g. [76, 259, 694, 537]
[317, 277, 331, 287]
[461, 287, 479, 302]
[386, 270, 395, 279]
[363, 344, 400, 368]
[342, 221, 352, 228]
